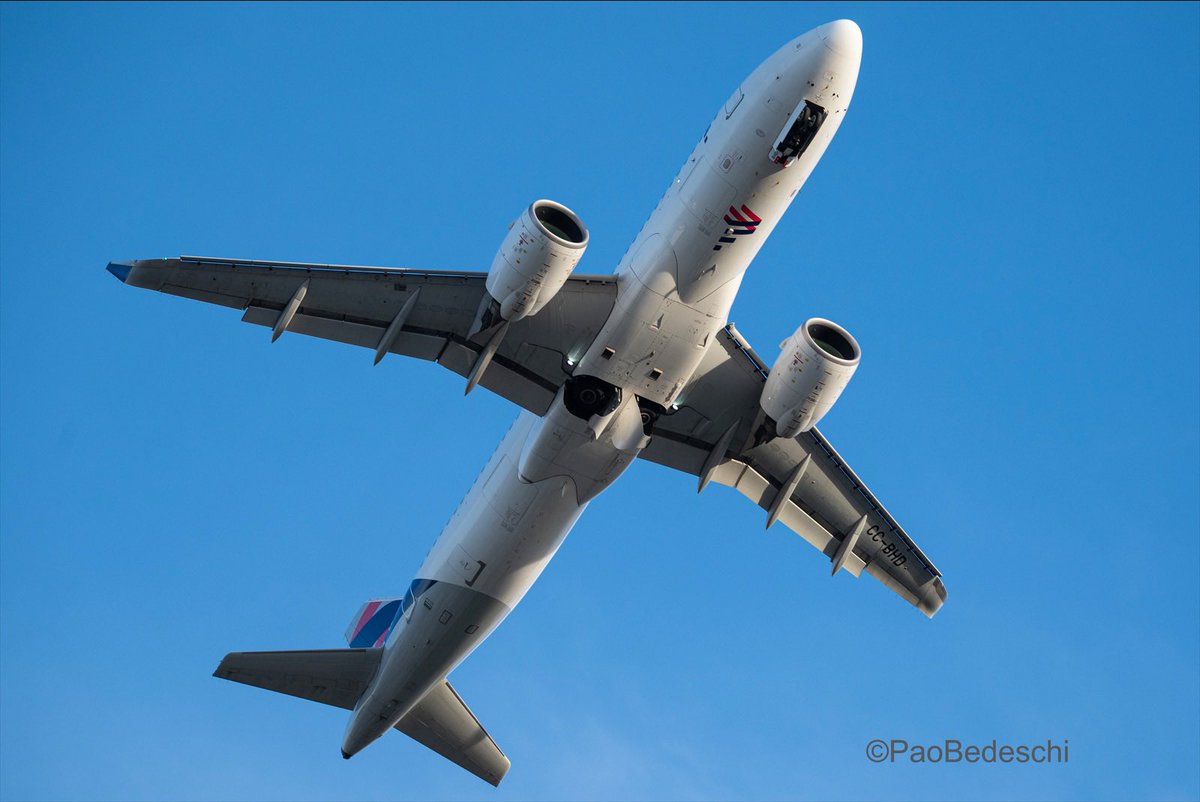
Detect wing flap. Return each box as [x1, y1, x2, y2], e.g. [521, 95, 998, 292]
[711, 459, 865, 575]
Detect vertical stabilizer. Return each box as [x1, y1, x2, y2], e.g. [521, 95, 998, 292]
[345, 597, 404, 648]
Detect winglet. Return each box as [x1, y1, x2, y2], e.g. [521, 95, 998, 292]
[106, 261, 133, 283]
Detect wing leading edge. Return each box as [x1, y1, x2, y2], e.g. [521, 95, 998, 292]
[640, 323, 947, 617]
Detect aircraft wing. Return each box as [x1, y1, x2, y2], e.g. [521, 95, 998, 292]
[215, 649, 510, 785]
[639, 323, 947, 616]
[107, 256, 617, 415]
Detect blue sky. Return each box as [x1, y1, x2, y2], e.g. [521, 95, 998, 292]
[1, 2, 1197, 800]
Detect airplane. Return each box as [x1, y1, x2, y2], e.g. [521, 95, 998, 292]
[105, 19, 945, 786]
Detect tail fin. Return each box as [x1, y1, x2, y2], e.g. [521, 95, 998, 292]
[345, 597, 404, 648]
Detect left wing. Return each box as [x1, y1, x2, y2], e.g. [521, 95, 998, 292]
[640, 324, 947, 617]
[107, 256, 617, 415]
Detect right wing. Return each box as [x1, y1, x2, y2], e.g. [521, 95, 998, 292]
[639, 324, 947, 617]
[215, 649, 510, 785]
[108, 255, 617, 415]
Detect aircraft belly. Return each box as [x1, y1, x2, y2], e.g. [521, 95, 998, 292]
[415, 408, 605, 611]
[352, 32, 867, 768]
[576, 98, 836, 401]
[345, 406, 609, 757]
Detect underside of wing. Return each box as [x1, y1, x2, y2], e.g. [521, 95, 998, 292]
[109, 256, 617, 415]
[642, 324, 947, 616]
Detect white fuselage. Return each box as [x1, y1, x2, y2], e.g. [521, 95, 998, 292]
[342, 20, 863, 758]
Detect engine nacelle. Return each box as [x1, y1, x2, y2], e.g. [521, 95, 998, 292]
[487, 199, 588, 322]
[761, 318, 861, 438]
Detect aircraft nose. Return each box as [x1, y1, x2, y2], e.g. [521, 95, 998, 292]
[820, 19, 862, 59]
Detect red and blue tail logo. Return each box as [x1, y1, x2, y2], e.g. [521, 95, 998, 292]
[713, 205, 762, 251]
[345, 597, 404, 648]
[344, 580, 440, 648]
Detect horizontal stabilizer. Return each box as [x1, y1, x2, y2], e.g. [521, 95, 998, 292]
[395, 680, 510, 786]
[215, 648, 382, 711]
[214, 649, 509, 785]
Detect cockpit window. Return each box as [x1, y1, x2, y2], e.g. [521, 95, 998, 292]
[771, 101, 827, 166]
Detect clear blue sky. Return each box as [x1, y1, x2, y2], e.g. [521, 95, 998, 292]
[2, 3, 1197, 800]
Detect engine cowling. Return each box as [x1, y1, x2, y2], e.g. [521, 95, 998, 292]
[761, 318, 861, 437]
[487, 199, 588, 322]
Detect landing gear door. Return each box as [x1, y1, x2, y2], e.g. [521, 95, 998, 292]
[770, 100, 827, 166]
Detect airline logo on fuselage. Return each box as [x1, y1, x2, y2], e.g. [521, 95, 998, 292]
[713, 205, 762, 251]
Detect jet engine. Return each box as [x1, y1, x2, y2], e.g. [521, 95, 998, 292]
[760, 318, 860, 437]
[486, 199, 588, 322]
